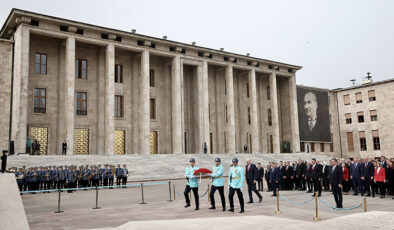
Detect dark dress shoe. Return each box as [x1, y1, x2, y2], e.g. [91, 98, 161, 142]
[195, 207, 199, 210]
[247, 201, 254, 204]
[271, 194, 276, 197]
[259, 197, 263, 203]
[239, 209, 245, 213]
[184, 204, 190, 208]
[336, 205, 343, 208]
[222, 208, 226, 211]
[228, 209, 234, 212]
[209, 206, 216, 210]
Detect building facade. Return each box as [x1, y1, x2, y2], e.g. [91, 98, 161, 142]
[0, 9, 301, 155]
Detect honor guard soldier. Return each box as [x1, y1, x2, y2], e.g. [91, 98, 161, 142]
[122, 164, 128, 187]
[115, 164, 122, 186]
[66, 167, 76, 193]
[228, 158, 245, 213]
[97, 164, 103, 186]
[15, 168, 25, 193]
[109, 165, 115, 188]
[103, 164, 110, 186]
[209, 158, 226, 211]
[184, 158, 199, 210]
[81, 165, 89, 189]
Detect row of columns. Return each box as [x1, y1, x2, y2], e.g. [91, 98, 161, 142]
[11, 24, 299, 155]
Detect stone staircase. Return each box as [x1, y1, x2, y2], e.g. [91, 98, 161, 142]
[6, 153, 334, 180]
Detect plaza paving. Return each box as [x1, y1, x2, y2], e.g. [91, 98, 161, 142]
[20, 179, 394, 230]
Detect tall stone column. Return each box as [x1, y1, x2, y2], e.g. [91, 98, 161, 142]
[139, 50, 150, 154]
[64, 36, 76, 155]
[104, 44, 115, 155]
[11, 25, 30, 154]
[289, 76, 300, 152]
[248, 69, 260, 153]
[225, 65, 236, 154]
[269, 72, 280, 153]
[197, 61, 210, 153]
[171, 56, 182, 154]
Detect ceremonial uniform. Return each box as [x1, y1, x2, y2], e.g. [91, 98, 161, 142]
[115, 166, 123, 186]
[122, 166, 128, 186]
[15, 171, 24, 191]
[103, 167, 110, 186]
[209, 158, 226, 211]
[184, 158, 199, 210]
[228, 159, 245, 213]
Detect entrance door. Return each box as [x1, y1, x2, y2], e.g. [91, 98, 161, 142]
[114, 130, 125, 155]
[74, 128, 89, 155]
[150, 131, 158, 154]
[30, 127, 48, 155]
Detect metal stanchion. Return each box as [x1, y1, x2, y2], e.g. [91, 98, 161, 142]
[93, 186, 101, 209]
[313, 192, 319, 221]
[207, 184, 210, 204]
[276, 189, 281, 214]
[173, 184, 176, 201]
[167, 181, 173, 202]
[363, 196, 367, 212]
[140, 183, 147, 204]
[54, 188, 63, 213]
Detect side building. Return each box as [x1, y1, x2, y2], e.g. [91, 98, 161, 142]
[0, 9, 301, 155]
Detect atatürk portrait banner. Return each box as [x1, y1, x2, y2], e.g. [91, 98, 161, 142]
[297, 87, 331, 142]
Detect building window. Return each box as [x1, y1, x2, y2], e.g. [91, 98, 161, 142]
[224, 79, 227, 95]
[33, 88, 46, 113]
[355, 92, 363, 103]
[357, 111, 364, 123]
[344, 94, 350, 105]
[115, 64, 123, 83]
[246, 83, 249, 98]
[76, 92, 87, 115]
[150, 69, 155, 87]
[300, 142, 305, 152]
[114, 95, 124, 117]
[208, 104, 210, 123]
[76, 59, 87, 79]
[345, 113, 352, 124]
[368, 90, 376, 101]
[329, 114, 332, 125]
[370, 110, 378, 121]
[268, 109, 272, 126]
[359, 131, 367, 151]
[150, 98, 156, 119]
[347, 132, 354, 152]
[248, 107, 251, 125]
[320, 143, 325, 152]
[225, 105, 228, 123]
[330, 134, 334, 152]
[372, 130, 380, 150]
[35, 53, 47, 75]
[267, 86, 271, 100]
[311, 143, 315, 152]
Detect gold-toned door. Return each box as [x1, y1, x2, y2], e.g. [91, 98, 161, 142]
[114, 130, 125, 155]
[150, 131, 158, 154]
[30, 127, 48, 155]
[74, 128, 89, 155]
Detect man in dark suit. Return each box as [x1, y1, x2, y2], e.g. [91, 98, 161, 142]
[284, 162, 294, 190]
[311, 158, 322, 196]
[362, 158, 374, 196]
[329, 158, 343, 208]
[269, 162, 279, 196]
[322, 162, 330, 191]
[245, 159, 263, 203]
[265, 165, 271, 192]
[256, 163, 264, 191]
[296, 160, 306, 190]
[278, 161, 285, 190]
[62, 141, 67, 155]
[350, 158, 364, 196]
[305, 161, 313, 193]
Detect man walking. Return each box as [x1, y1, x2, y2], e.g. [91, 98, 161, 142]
[329, 158, 343, 208]
[228, 158, 245, 213]
[256, 163, 264, 191]
[184, 158, 199, 210]
[209, 158, 226, 211]
[245, 159, 263, 203]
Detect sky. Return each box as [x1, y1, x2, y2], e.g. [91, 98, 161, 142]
[1, 0, 393, 89]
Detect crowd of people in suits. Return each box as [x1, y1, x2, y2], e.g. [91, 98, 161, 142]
[10, 164, 129, 194]
[261, 156, 394, 201]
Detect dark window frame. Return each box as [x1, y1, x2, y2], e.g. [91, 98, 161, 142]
[114, 95, 124, 117]
[76, 92, 88, 115]
[115, 64, 123, 83]
[76, 59, 88, 79]
[359, 137, 367, 151]
[150, 98, 156, 120]
[35, 53, 47, 75]
[150, 69, 155, 87]
[373, 137, 380, 150]
[268, 109, 272, 126]
[33, 88, 46, 113]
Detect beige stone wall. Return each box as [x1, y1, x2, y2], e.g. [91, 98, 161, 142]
[335, 81, 394, 158]
[0, 40, 12, 152]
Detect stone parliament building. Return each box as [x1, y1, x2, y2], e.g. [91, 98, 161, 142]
[0, 9, 392, 158]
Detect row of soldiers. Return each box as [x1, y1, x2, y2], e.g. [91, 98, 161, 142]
[11, 164, 129, 194]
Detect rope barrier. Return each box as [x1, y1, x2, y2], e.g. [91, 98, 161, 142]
[19, 181, 169, 194]
[279, 194, 314, 205]
[318, 198, 363, 210]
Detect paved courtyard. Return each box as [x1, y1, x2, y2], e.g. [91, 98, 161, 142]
[21, 179, 394, 230]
